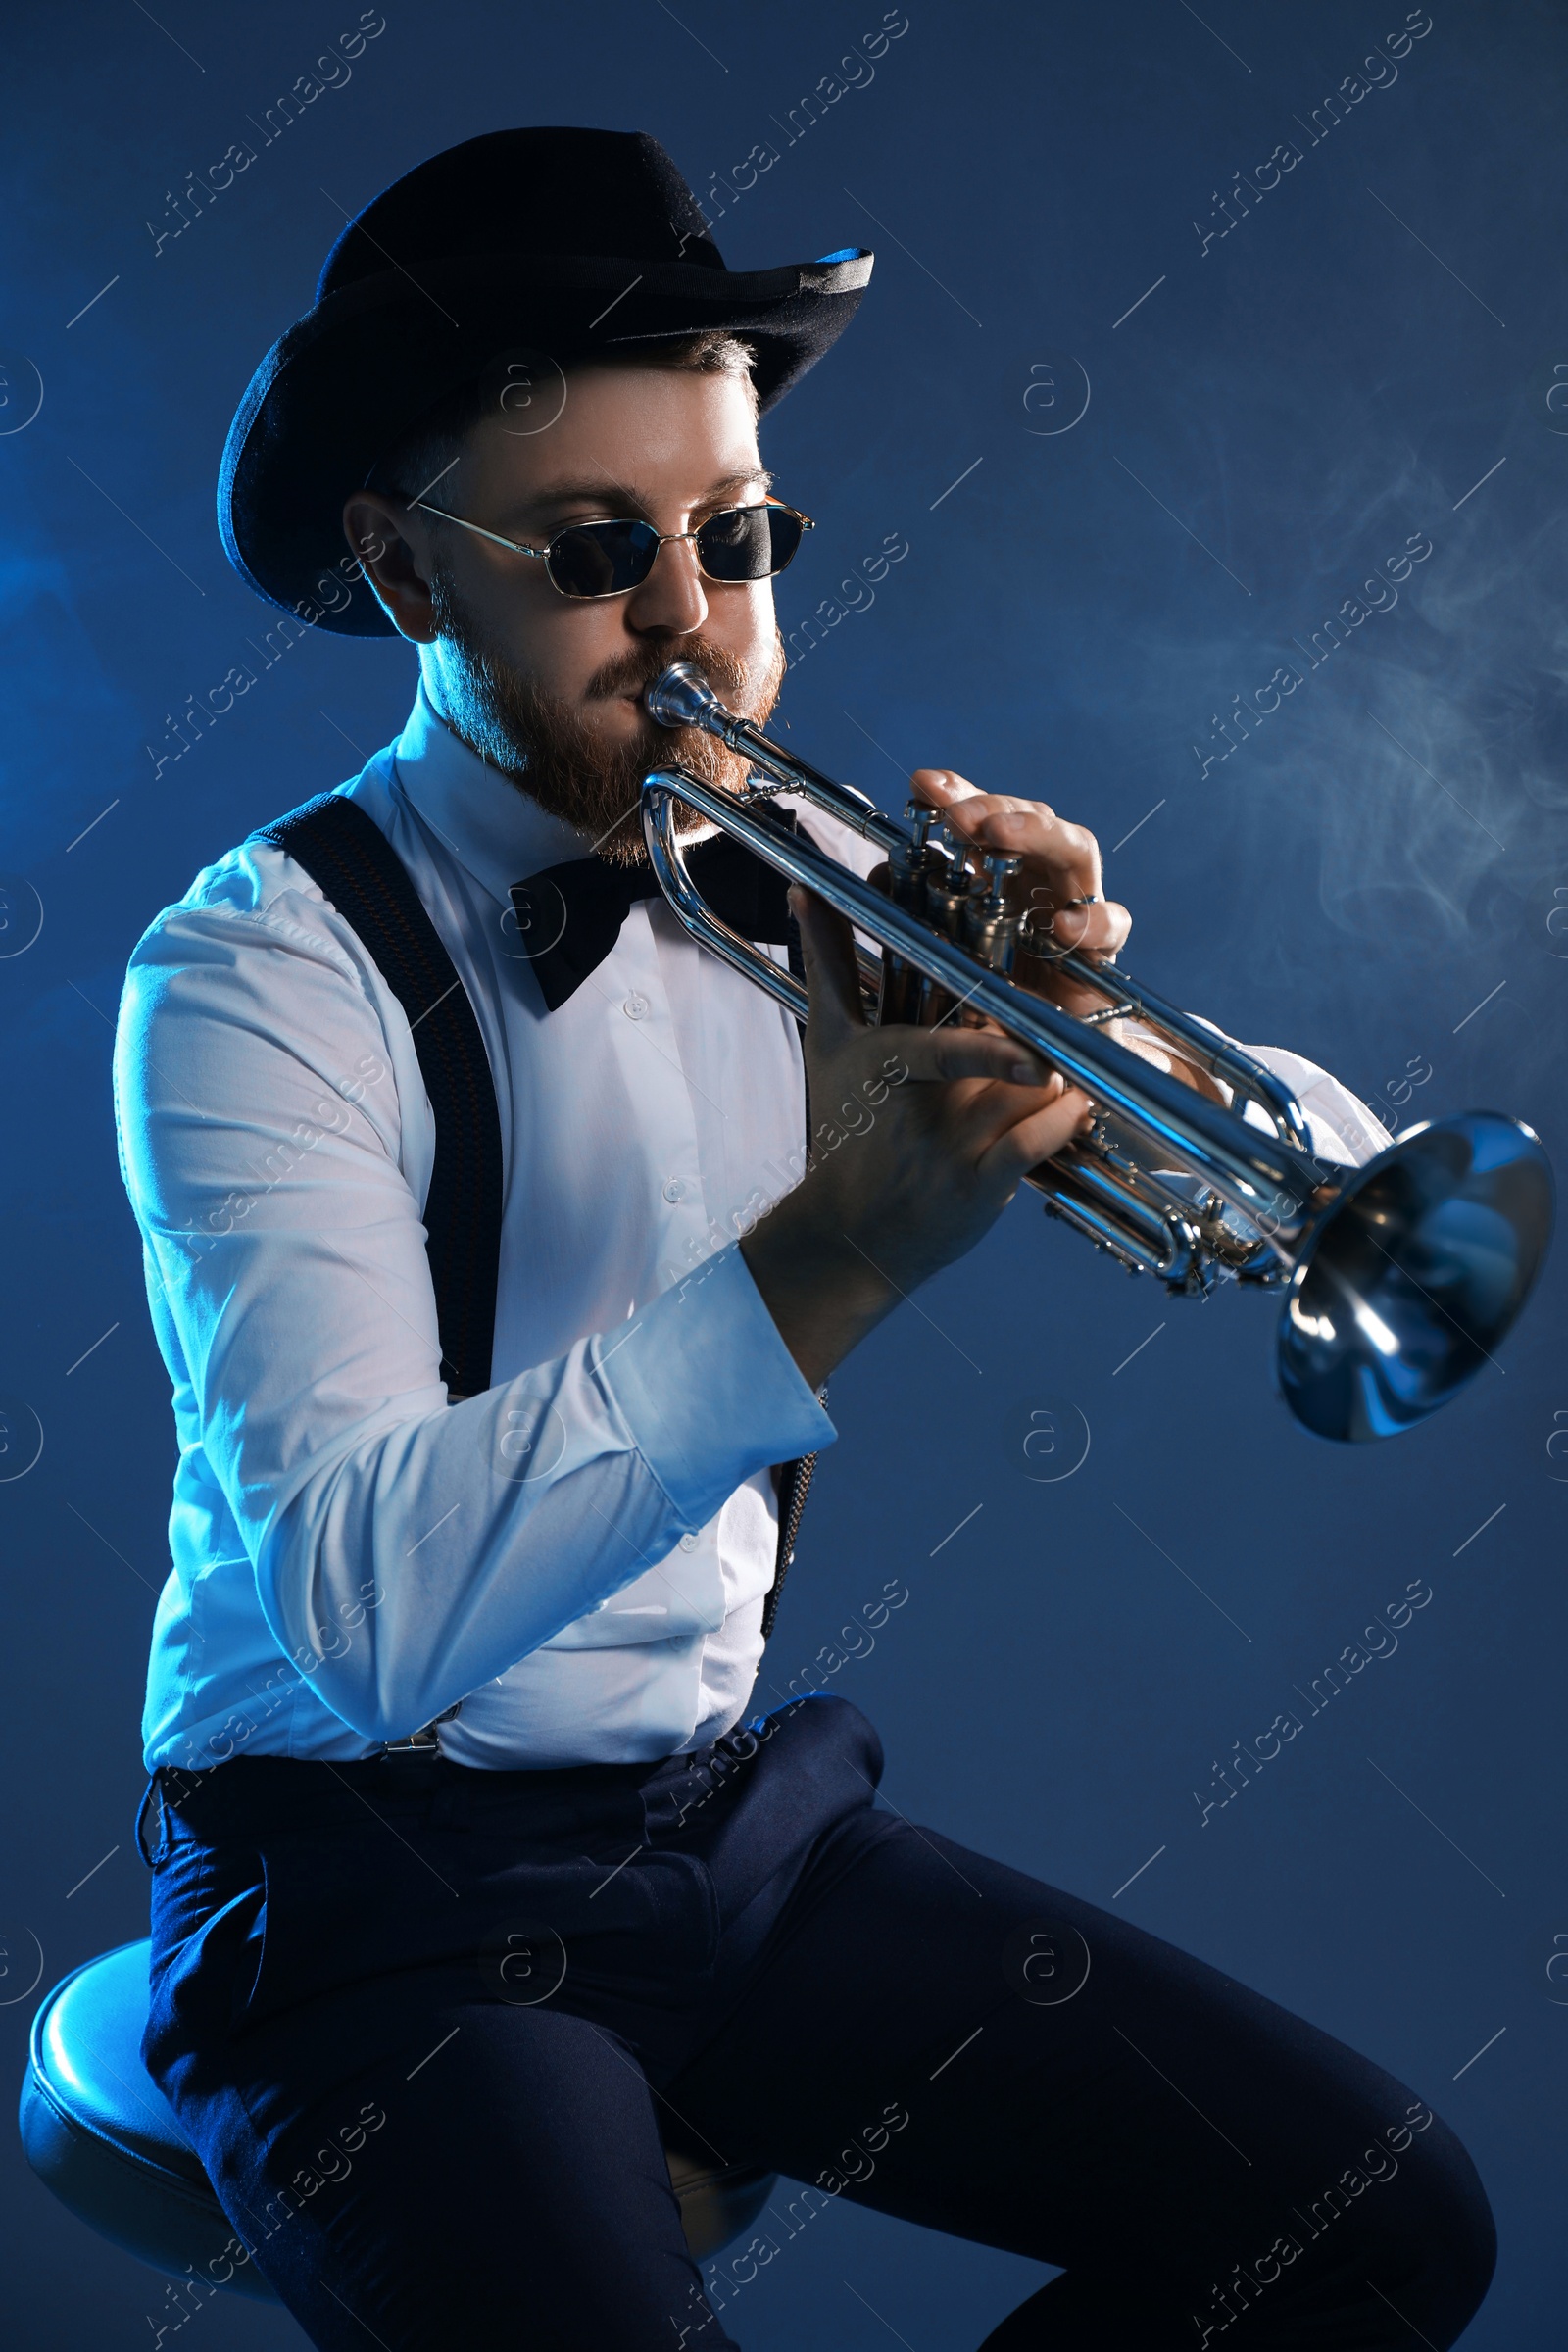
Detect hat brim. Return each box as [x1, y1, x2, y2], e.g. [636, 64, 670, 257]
[219, 248, 872, 637]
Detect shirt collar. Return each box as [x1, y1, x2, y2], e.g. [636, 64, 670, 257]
[389, 681, 595, 906]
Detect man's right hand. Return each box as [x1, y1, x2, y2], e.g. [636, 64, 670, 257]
[739, 886, 1094, 1391]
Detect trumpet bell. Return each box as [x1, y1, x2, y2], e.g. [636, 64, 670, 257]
[1277, 1112, 1553, 1442]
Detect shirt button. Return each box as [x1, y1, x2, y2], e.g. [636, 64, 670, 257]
[622, 991, 650, 1021]
[679, 1531, 699, 1552]
[662, 1178, 685, 1204]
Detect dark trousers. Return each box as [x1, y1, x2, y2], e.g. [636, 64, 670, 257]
[142, 1694, 1494, 2349]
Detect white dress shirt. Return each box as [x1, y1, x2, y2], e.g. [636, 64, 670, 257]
[115, 685, 1383, 1773]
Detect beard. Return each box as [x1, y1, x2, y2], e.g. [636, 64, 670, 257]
[426, 568, 787, 867]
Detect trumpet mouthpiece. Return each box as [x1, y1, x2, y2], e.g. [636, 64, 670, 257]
[645, 662, 726, 732]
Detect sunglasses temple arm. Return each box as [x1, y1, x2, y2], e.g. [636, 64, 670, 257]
[416, 503, 544, 560]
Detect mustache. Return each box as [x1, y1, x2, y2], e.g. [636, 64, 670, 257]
[583, 638, 754, 710]
[425, 556, 788, 867]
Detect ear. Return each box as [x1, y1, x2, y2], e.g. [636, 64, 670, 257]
[341, 493, 439, 643]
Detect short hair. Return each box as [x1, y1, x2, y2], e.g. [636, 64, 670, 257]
[368, 330, 760, 502]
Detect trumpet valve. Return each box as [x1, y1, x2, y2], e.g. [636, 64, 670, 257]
[926, 817, 973, 887]
[978, 851, 1022, 904]
[890, 800, 936, 911]
[962, 854, 1023, 975]
[902, 797, 939, 851]
[924, 847, 974, 938]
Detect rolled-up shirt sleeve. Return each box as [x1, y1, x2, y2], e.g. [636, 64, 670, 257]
[1147, 1014, 1386, 1171]
[1227, 1041, 1388, 1169]
[115, 883, 833, 1747]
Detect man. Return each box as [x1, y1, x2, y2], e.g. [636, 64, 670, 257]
[116, 129, 1494, 2347]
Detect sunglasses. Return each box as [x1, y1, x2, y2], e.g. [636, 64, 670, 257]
[413, 495, 813, 601]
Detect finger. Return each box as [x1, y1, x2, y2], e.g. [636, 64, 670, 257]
[916, 779, 1070, 866]
[942, 803, 1111, 936]
[1043, 898, 1132, 958]
[940, 796, 1090, 860]
[927, 782, 1055, 831]
[908, 767, 981, 809]
[789, 885, 868, 1048]
[944, 1067, 1071, 1155]
[912, 790, 1117, 965]
[878, 1022, 1054, 1088]
[978, 1086, 1096, 1182]
[908, 775, 1107, 907]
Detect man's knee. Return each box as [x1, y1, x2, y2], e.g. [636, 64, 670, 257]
[1403, 2116, 1496, 2341]
[1341, 2105, 1496, 2346]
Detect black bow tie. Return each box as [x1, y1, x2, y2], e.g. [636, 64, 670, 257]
[510, 813, 798, 1012]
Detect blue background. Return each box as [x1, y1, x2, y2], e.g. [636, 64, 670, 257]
[2, 1, 1565, 2342]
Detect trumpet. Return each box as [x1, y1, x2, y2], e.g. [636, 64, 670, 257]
[640, 663, 1552, 1443]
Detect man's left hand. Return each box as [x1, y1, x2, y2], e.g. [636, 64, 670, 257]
[910, 767, 1127, 1004]
[908, 768, 1226, 1103]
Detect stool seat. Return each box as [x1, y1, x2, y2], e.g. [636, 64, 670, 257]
[20, 1940, 278, 2299]
[19, 1940, 774, 2297]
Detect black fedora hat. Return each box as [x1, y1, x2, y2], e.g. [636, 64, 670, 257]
[218, 125, 873, 637]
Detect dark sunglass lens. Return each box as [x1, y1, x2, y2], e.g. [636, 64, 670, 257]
[697, 505, 803, 583]
[548, 518, 661, 598]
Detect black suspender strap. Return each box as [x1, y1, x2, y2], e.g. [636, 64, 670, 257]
[254, 786, 810, 1638]
[762, 1443, 818, 1642]
[760, 916, 817, 1641]
[255, 792, 503, 1401]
